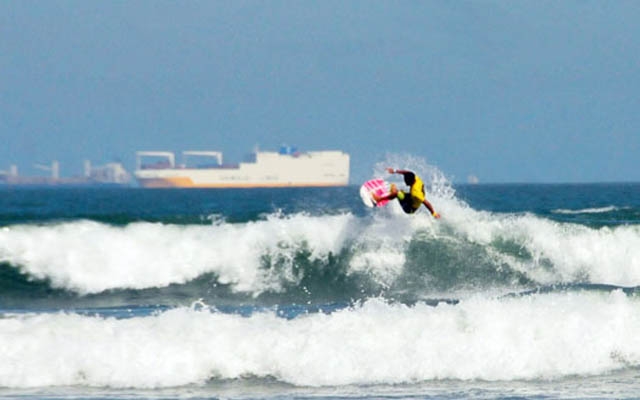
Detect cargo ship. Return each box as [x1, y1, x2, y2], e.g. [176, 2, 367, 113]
[134, 146, 350, 188]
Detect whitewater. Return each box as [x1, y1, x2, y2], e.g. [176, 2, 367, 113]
[1, 162, 640, 399]
[2, 193, 639, 295]
[3, 290, 640, 389]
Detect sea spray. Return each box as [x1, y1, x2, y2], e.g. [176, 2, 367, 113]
[373, 152, 456, 201]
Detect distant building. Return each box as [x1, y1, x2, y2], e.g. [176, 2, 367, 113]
[0, 160, 131, 186]
[84, 160, 131, 184]
[467, 175, 479, 184]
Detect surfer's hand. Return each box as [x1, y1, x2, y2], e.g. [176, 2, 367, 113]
[432, 212, 441, 219]
[386, 167, 395, 174]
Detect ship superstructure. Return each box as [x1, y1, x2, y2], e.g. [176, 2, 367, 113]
[134, 147, 350, 188]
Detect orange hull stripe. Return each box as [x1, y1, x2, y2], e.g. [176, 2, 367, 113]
[137, 177, 348, 188]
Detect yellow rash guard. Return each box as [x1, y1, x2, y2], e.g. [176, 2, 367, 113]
[409, 175, 426, 209]
[397, 175, 425, 213]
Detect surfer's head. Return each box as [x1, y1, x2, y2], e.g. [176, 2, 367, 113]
[403, 172, 416, 186]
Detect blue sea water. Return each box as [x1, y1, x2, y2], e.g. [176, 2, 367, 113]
[1, 163, 640, 400]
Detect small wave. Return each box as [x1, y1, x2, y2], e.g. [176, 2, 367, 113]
[552, 206, 620, 215]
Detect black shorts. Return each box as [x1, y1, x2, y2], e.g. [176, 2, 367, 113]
[398, 195, 417, 214]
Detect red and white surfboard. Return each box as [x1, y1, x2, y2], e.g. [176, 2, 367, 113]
[359, 179, 391, 208]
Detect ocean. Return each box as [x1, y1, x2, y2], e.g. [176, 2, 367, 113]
[1, 164, 640, 399]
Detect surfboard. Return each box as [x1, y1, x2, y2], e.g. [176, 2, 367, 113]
[360, 179, 391, 208]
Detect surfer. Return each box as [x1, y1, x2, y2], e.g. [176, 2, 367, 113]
[372, 168, 440, 218]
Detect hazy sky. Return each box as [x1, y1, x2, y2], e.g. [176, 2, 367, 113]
[2, 1, 639, 183]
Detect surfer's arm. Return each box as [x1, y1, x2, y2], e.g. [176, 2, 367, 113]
[422, 199, 440, 219]
[386, 168, 411, 176]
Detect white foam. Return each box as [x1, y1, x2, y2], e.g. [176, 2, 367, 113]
[372, 152, 456, 201]
[348, 214, 410, 286]
[437, 199, 640, 286]
[2, 291, 639, 388]
[0, 214, 358, 294]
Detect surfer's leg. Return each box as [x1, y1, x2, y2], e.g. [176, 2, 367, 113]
[372, 184, 398, 202]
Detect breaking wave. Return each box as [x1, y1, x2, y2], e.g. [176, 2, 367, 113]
[1, 193, 639, 302]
